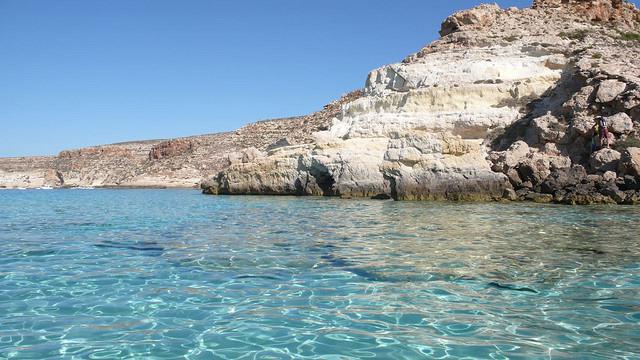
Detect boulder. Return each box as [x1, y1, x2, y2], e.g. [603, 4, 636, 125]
[619, 89, 640, 110]
[590, 148, 621, 172]
[559, 182, 616, 205]
[586, 174, 603, 183]
[603, 171, 617, 182]
[595, 79, 627, 103]
[548, 155, 572, 171]
[631, 106, 640, 122]
[516, 188, 531, 199]
[517, 156, 551, 185]
[225, 148, 265, 166]
[490, 140, 530, 172]
[503, 188, 518, 201]
[505, 168, 523, 187]
[209, 149, 325, 196]
[241, 148, 264, 163]
[504, 141, 531, 165]
[439, 4, 501, 36]
[599, 184, 626, 204]
[624, 191, 640, 204]
[564, 86, 595, 114]
[606, 112, 634, 134]
[531, 114, 568, 143]
[540, 165, 587, 194]
[570, 114, 595, 137]
[543, 143, 561, 156]
[618, 147, 640, 177]
[617, 175, 639, 191]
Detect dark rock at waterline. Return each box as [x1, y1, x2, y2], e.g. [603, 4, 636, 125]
[617, 175, 639, 191]
[540, 165, 587, 194]
[619, 148, 640, 177]
[624, 191, 640, 204]
[525, 192, 554, 203]
[599, 184, 626, 203]
[502, 188, 518, 201]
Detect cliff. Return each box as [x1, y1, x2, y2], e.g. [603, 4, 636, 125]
[4, 1, 640, 204]
[200, 0, 640, 204]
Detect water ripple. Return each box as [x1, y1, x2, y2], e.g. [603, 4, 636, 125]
[0, 189, 639, 359]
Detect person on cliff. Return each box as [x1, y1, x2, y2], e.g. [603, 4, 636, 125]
[592, 116, 610, 151]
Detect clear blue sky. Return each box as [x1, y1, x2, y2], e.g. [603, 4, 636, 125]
[1, 0, 636, 157]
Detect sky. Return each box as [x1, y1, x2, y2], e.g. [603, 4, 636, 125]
[0, 0, 637, 157]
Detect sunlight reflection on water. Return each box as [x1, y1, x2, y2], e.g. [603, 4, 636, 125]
[0, 189, 639, 359]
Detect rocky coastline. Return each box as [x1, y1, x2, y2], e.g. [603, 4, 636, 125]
[201, 0, 640, 204]
[0, 91, 360, 189]
[3, 0, 640, 205]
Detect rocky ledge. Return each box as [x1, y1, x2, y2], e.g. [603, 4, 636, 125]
[201, 0, 640, 204]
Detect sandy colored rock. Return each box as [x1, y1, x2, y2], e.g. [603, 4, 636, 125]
[4, 0, 640, 205]
[533, 0, 640, 26]
[590, 148, 622, 172]
[439, 4, 501, 37]
[606, 112, 634, 134]
[204, 0, 640, 202]
[596, 79, 627, 103]
[531, 114, 567, 143]
[619, 147, 640, 177]
[603, 170, 617, 181]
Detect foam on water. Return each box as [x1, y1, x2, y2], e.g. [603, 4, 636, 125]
[0, 189, 639, 359]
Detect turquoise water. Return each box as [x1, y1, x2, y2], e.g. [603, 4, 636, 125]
[0, 189, 639, 359]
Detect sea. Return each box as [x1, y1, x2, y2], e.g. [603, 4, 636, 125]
[0, 189, 639, 359]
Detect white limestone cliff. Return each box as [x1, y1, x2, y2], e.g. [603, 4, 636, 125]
[204, 10, 569, 199]
[203, 0, 640, 201]
[5, 0, 640, 204]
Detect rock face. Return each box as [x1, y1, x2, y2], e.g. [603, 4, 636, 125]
[0, 157, 58, 189]
[482, 0, 640, 205]
[439, 4, 501, 37]
[149, 139, 194, 160]
[533, 0, 640, 26]
[205, 39, 566, 200]
[202, 0, 640, 203]
[5, 0, 640, 205]
[619, 147, 640, 177]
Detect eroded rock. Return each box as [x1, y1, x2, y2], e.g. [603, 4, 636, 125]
[590, 148, 622, 172]
[619, 147, 640, 177]
[531, 114, 568, 143]
[596, 79, 627, 103]
[540, 165, 587, 194]
[607, 112, 634, 134]
[439, 4, 501, 37]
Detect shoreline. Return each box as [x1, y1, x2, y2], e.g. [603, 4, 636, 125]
[0, 185, 199, 190]
[3, 184, 634, 206]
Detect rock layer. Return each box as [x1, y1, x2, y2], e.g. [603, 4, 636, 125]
[203, 0, 640, 202]
[4, 0, 640, 204]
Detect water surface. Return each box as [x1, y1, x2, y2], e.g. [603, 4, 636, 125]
[0, 189, 639, 359]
